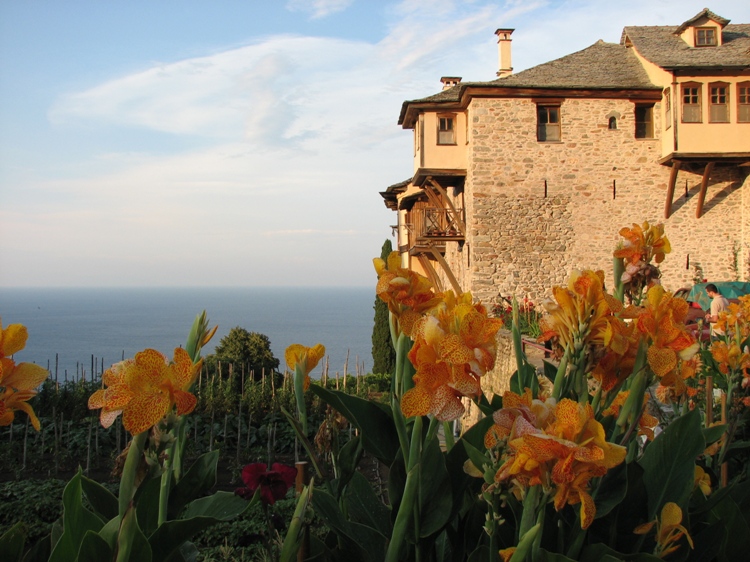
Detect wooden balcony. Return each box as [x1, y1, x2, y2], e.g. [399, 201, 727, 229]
[417, 207, 465, 242]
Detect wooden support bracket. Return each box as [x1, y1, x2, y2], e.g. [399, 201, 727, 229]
[427, 244, 462, 294]
[664, 160, 681, 219]
[417, 254, 444, 292]
[695, 161, 715, 219]
[427, 177, 466, 236]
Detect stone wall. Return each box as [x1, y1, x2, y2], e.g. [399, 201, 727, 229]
[444, 96, 750, 307]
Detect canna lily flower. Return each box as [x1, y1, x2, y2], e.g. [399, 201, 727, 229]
[694, 465, 711, 496]
[710, 340, 750, 376]
[88, 348, 202, 435]
[401, 291, 502, 421]
[484, 389, 556, 449]
[634, 502, 693, 558]
[494, 399, 626, 529]
[539, 270, 630, 372]
[0, 319, 49, 431]
[614, 221, 671, 265]
[636, 285, 698, 378]
[285, 343, 326, 391]
[235, 462, 297, 506]
[373, 251, 443, 337]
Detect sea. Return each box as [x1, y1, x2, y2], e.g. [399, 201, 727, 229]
[0, 287, 376, 381]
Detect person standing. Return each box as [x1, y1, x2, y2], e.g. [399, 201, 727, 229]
[704, 284, 729, 337]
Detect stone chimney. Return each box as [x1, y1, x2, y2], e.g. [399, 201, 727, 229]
[495, 28, 514, 78]
[440, 76, 462, 90]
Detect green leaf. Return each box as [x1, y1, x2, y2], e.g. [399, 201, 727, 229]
[0, 522, 25, 562]
[702, 424, 727, 445]
[539, 549, 576, 561]
[310, 385, 400, 464]
[509, 523, 540, 562]
[163, 541, 199, 562]
[344, 471, 391, 537]
[117, 505, 152, 562]
[76, 529, 113, 562]
[335, 435, 364, 497]
[280, 482, 314, 562]
[580, 543, 662, 562]
[686, 521, 723, 562]
[594, 461, 628, 520]
[134, 475, 162, 537]
[181, 491, 251, 520]
[81, 475, 119, 522]
[20, 534, 50, 562]
[148, 518, 224, 562]
[434, 530, 452, 562]
[168, 450, 219, 519]
[312, 488, 381, 562]
[638, 409, 705, 520]
[419, 437, 453, 537]
[713, 495, 750, 561]
[467, 544, 491, 562]
[48, 470, 105, 562]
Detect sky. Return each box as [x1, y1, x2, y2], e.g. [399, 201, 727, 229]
[2, 0, 749, 288]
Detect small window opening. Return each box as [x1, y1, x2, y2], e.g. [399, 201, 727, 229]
[608, 116, 617, 130]
[635, 105, 654, 138]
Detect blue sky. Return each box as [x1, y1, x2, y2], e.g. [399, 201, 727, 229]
[2, 0, 749, 287]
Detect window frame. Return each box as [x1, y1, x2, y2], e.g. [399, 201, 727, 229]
[437, 114, 456, 145]
[695, 27, 718, 47]
[682, 82, 702, 123]
[709, 81, 730, 123]
[664, 88, 672, 129]
[634, 104, 655, 139]
[738, 82, 750, 123]
[536, 104, 561, 142]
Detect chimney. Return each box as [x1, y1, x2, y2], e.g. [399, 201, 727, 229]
[440, 76, 462, 90]
[495, 28, 514, 78]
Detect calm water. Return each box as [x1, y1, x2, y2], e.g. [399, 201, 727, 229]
[0, 287, 375, 380]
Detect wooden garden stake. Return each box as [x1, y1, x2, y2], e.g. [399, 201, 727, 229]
[706, 376, 713, 424]
[721, 391, 728, 487]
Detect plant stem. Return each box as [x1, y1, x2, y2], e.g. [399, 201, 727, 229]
[119, 431, 147, 519]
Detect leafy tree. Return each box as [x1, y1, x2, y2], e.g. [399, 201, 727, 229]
[207, 327, 280, 381]
[372, 239, 396, 375]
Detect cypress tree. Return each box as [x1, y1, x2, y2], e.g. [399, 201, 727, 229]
[371, 239, 397, 375]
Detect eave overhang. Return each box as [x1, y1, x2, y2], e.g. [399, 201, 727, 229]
[399, 85, 662, 129]
[659, 152, 750, 167]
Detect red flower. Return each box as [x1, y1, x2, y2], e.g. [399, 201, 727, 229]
[235, 462, 297, 505]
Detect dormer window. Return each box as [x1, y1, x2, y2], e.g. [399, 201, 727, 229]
[695, 27, 717, 46]
[437, 115, 455, 145]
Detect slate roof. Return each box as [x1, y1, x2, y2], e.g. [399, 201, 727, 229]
[622, 23, 750, 70]
[399, 41, 658, 124]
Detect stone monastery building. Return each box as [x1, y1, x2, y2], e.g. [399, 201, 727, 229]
[381, 8, 750, 306]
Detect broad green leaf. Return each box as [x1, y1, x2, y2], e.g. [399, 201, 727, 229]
[467, 545, 491, 562]
[48, 470, 105, 562]
[509, 523, 540, 562]
[434, 530, 452, 562]
[713, 495, 750, 561]
[335, 435, 364, 497]
[344, 471, 391, 537]
[638, 409, 705, 520]
[134, 475, 162, 537]
[594, 461, 628, 520]
[117, 505, 152, 562]
[163, 541, 199, 562]
[702, 424, 727, 445]
[419, 437, 453, 537]
[686, 521, 723, 562]
[76, 529, 112, 562]
[580, 543, 662, 562]
[81, 475, 119, 522]
[181, 491, 251, 520]
[98, 516, 122, 550]
[168, 450, 219, 519]
[148, 517, 225, 562]
[539, 549, 576, 561]
[312, 488, 376, 561]
[19, 534, 50, 562]
[0, 522, 25, 562]
[280, 483, 313, 562]
[310, 385, 400, 464]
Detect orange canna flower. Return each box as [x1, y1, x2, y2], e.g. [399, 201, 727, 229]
[636, 285, 699, 378]
[285, 343, 325, 391]
[694, 465, 711, 496]
[89, 348, 202, 435]
[634, 502, 693, 558]
[539, 270, 631, 374]
[0, 319, 49, 431]
[494, 399, 626, 529]
[373, 251, 443, 337]
[614, 221, 671, 265]
[710, 340, 750, 376]
[401, 291, 502, 421]
[484, 389, 556, 449]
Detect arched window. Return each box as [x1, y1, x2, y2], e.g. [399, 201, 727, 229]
[608, 116, 617, 130]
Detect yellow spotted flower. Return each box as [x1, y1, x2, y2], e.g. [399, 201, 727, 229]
[614, 221, 671, 265]
[494, 399, 626, 529]
[694, 465, 711, 496]
[285, 343, 326, 391]
[539, 270, 631, 379]
[401, 291, 502, 421]
[373, 251, 443, 337]
[636, 285, 699, 379]
[89, 348, 202, 435]
[634, 502, 693, 558]
[0, 319, 49, 431]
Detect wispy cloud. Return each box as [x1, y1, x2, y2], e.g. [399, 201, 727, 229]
[286, 0, 354, 19]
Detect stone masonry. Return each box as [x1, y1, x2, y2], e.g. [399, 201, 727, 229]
[440, 96, 750, 308]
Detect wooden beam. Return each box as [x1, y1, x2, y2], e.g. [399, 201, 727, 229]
[416, 255, 444, 292]
[664, 160, 682, 219]
[427, 244, 462, 295]
[427, 177, 467, 235]
[695, 161, 715, 219]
